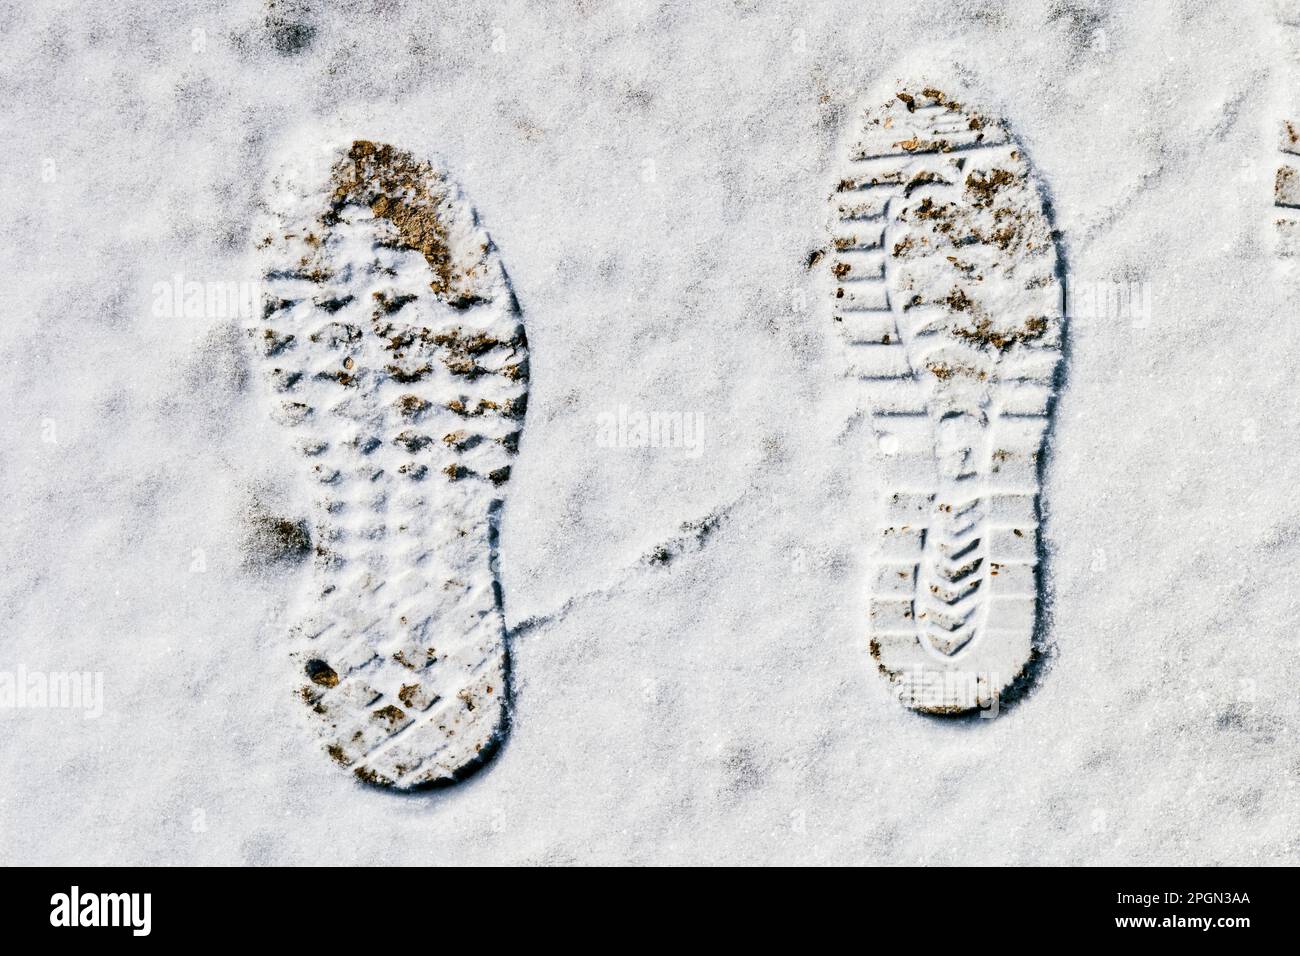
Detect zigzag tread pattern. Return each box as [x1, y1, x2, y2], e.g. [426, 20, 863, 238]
[251, 140, 527, 787]
[828, 81, 1062, 713]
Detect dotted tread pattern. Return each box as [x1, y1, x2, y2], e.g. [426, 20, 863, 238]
[251, 140, 526, 786]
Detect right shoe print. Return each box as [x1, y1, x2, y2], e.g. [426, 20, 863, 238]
[824, 63, 1065, 715]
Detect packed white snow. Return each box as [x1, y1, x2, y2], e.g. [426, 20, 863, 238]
[0, 0, 1295, 864]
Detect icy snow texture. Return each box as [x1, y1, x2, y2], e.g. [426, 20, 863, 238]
[0, 0, 1297, 864]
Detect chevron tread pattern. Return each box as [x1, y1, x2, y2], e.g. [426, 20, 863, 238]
[828, 81, 1062, 713]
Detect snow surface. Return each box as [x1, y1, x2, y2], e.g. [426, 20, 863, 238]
[1, 0, 1297, 864]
